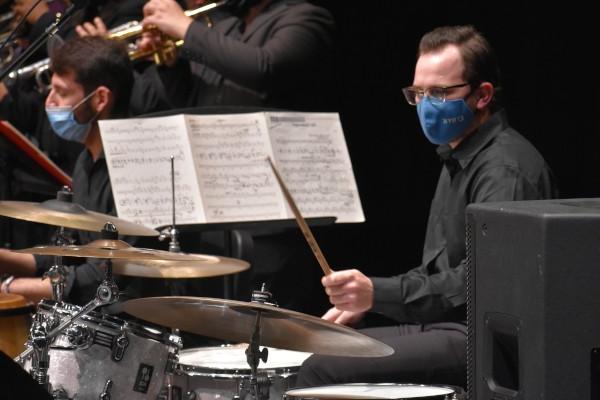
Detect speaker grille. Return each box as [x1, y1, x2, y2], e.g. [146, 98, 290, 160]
[465, 215, 476, 400]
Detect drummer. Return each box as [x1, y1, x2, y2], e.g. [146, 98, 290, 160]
[295, 25, 557, 389]
[0, 36, 164, 304]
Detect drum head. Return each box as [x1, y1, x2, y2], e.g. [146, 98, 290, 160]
[286, 384, 456, 399]
[179, 344, 312, 371]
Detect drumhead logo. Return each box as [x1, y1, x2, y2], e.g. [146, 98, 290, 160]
[133, 363, 154, 393]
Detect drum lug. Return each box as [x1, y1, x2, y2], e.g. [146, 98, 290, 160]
[99, 379, 113, 400]
[65, 324, 92, 349]
[111, 331, 129, 361]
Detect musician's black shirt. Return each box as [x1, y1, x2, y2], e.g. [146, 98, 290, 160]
[370, 110, 558, 323]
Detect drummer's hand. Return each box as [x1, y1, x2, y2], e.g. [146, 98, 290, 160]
[322, 269, 374, 313]
[75, 17, 108, 37]
[143, 0, 193, 40]
[322, 307, 365, 326]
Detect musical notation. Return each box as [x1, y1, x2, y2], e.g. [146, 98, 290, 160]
[99, 112, 364, 229]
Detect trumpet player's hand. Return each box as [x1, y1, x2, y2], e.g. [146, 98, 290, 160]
[322, 269, 374, 313]
[143, 0, 193, 40]
[75, 17, 108, 37]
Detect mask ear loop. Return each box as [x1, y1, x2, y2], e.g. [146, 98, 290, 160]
[73, 89, 102, 124]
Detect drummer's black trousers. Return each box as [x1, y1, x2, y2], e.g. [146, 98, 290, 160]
[295, 322, 466, 389]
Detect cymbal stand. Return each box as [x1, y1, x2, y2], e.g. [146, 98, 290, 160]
[15, 223, 121, 396]
[44, 186, 77, 303]
[159, 155, 180, 253]
[158, 156, 182, 400]
[245, 285, 275, 400]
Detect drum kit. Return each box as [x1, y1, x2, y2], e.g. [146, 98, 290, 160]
[0, 189, 464, 400]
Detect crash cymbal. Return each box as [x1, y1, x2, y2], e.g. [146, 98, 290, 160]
[0, 199, 157, 236]
[122, 297, 394, 357]
[111, 255, 250, 278]
[15, 239, 204, 261]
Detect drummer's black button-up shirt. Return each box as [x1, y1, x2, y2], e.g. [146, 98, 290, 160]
[370, 110, 558, 324]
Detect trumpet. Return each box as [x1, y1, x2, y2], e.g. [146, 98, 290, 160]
[6, 0, 229, 91]
[109, 0, 228, 65]
[6, 20, 143, 91]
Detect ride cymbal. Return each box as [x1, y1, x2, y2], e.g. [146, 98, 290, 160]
[122, 296, 394, 357]
[0, 199, 157, 236]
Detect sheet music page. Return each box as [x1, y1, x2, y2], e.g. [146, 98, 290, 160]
[99, 115, 206, 228]
[185, 113, 287, 223]
[266, 112, 365, 223]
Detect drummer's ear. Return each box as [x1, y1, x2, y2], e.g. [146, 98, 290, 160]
[92, 86, 111, 117]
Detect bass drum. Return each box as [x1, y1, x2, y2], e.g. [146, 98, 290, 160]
[22, 300, 180, 400]
[285, 383, 466, 400]
[174, 344, 312, 400]
[0, 293, 33, 358]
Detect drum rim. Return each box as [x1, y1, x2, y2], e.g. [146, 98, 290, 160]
[285, 383, 464, 400]
[177, 345, 310, 375]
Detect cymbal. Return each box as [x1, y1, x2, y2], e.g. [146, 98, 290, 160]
[0, 199, 157, 236]
[122, 297, 394, 357]
[15, 239, 206, 262]
[111, 255, 250, 278]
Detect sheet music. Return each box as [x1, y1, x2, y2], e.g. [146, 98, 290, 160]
[267, 112, 364, 223]
[99, 115, 205, 228]
[185, 114, 287, 223]
[100, 112, 365, 228]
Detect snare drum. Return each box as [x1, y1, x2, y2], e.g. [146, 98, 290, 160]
[0, 293, 33, 358]
[285, 383, 465, 400]
[174, 344, 312, 400]
[23, 300, 180, 400]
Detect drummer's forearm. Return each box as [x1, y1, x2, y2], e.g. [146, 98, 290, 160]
[6, 277, 52, 303]
[0, 249, 37, 276]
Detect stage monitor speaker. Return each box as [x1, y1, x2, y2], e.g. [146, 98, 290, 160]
[466, 198, 600, 400]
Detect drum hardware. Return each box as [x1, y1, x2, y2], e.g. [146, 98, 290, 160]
[15, 223, 124, 384]
[158, 156, 181, 253]
[22, 299, 181, 399]
[246, 285, 276, 400]
[100, 379, 113, 400]
[44, 187, 77, 303]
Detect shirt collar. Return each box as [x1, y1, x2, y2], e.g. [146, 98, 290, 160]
[436, 109, 508, 172]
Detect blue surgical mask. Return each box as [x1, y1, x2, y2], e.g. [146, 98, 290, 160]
[416, 96, 474, 145]
[46, 90, 98, 143]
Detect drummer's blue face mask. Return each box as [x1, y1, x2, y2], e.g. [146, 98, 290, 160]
[416, 95, 475, 145]
[46, 89, 98, 143]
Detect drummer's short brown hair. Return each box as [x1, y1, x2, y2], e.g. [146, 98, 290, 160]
[50, 36, 133, 117]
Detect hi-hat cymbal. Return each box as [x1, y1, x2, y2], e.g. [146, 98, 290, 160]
[122, 297, 394, 357]
[0, 199, 157, 236]
[15, 239, 205, 262]
[111, 255, 250, 278]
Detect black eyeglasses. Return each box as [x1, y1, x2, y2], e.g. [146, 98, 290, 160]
[402, 83, 470, 105]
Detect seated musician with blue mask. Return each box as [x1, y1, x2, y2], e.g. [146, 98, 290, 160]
[295, 25, 558, 389]
[0, 36, 169, 305]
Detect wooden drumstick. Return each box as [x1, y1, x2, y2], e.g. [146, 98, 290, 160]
[266, 157, 332, 276]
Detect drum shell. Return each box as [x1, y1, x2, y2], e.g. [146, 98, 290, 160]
[174, 345, 311, 400]
[0, 293, 33, 358]
[24, 300, 178, 400]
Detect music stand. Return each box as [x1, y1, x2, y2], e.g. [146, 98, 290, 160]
[139, 106, 338, 300]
